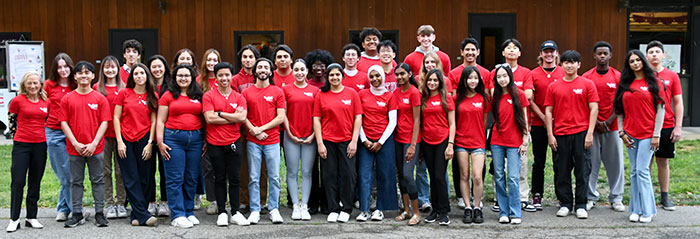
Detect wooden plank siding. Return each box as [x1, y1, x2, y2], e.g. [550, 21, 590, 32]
[0, 0, 627, 72]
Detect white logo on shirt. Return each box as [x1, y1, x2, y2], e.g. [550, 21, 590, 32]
[507, 99, 513, 104]
[573, 89, 583, 94]
[640, 86, 648, 91]
[376, 101, 386, 107]
[190, 99, 200, 104]
[341, 99, 352, 105]
[39, 107, 47, 113]
[663, 80, 670, 86]
[402, 98, 409, 104]
[431, 101, 441, 106]
[230, 103, 238, 109]
[263, 96, 273, 102]
[114, 91, 119, 95]
[472, 102, 483, 108]
[140, 100, 147, 105]
[606, 83, 616, 88]
[88, 103, 98, 110]
[357, 84, 365, 89]
[303, 92, 314, 97]
[515, 81, 523, 87]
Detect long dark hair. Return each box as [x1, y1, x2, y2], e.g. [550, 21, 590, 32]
[126, 63, 159, 112]
[169, 64, 203, 101]
[492, 64, 527, 135]
[96, 56, 125, 96]
[455, 66, 488, 113]
[420, 69, 449, 113]
[395, 63, 418, 88]
[613, 49, 664, 115]
[147, 55, 171, 96]
[48, 52, 77, 90]
[321, 64, 344, 93]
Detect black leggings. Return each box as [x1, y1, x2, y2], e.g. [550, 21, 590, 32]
[422, 140, 450, 214]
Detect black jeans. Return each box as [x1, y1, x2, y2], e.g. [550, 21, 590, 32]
[209, 138, 243, 214]
[321, 140, 356, 214]
[553, 130, 591, 210]
[422, 140, 450, 214]
[11, 141, 47, 220]
[531, 126, 550, 196]
[119, 134, 154, 223]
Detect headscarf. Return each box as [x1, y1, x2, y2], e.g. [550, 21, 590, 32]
[367, 65, 388, 96]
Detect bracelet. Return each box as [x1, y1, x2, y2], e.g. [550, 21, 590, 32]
[447, 141, 454, 145]
[147, 139, 153, 144]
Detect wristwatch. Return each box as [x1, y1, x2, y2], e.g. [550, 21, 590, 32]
[217, 111, 222, 118]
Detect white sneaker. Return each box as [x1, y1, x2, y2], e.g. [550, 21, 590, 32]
[158, 203, 170, 217]
[337, 212, 350, 223]
[248, 211, 260, 224]
[612, 202, 626, 212]
[171, 216, 193, 228]
[498, 216, 509, 223]
[510, 218, 521, 224]
[186, 215, 200, 225]
[106, 206, 118, 219]
[586, 201, 596, 211]
[291, 204, 301, 220]
[556, 207, 570, 217]
[270, 209, 284, 224]
[194, 195, 202, 210]
[231, 212, 250, 226]
[300, 204, 311, 220]
[575, 208, 588, 219]
[327, 212, 339, 222]
[148, 203, 157, 216]
[355, 211, 370, 221]
[117, 205, 128, 218]
[6, 219, 20, 232]
[370, 210, 384, 221]
[207, 201, 218, 215]
[629, 213, 640, 222]
[458, 198, 466, 209]
[55, 212, 68, 222]
[639, 215, 653, 223]
[25, 219, 43, 229]
[217, 213, 229, 226]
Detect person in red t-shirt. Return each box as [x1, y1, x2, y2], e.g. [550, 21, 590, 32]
[646, 40, 683, 211]
[60, 61, 111, 227]
[392, 63, 423, 225]
[273, 45, 295, 87]
[94, 55, 127, 219]
[156, 64, 204, 228]
[282, 59, 319, 221]
[377, 40, 398, 92]
[305, 49, 334, 89]
[197, 48, 221, 93]
[120, 39, 142, 84]
[341, 44, 369, 92]
[113, 63, 160, 226]
[403, 25, 451, 81]
[449, 38, 491, 93]
[614, 50, 666, 223]
[312, 64, 363, 223]
[420, 69, 455, 225]
[544, 51, 599, 219]
[454, 66, 490, 224]
[201, 62, 250, 226]
[583, 41, 626, 212]
[242, 58, 287, 224]
[356, 65, 398, 221]
[7, 71, 49, 231]
[146, 54, 172, 216]
[490, 64, 529, 224]
[357, 27, 399, 73]
[418, 52, 453, 95]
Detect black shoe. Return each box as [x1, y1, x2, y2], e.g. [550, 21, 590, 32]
[95, 213, 109, 227]
[473, 208, 484, 223]
[320, 207, 331, 215]
[661, 198, 676, 211]
[491, 204, 500, 212]
[438, 214, 450, 226]
[522, 202, 537, 212]
[64, 213, 85, 228]
[463, 208, 473, 224]
[308, 205, 319, 215]
[424, 211, 438, 223]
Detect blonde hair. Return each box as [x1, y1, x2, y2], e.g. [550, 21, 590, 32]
[418, 52, 444, 92]
[19, 71, 47, 101]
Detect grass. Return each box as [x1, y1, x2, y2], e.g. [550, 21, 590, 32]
[2, 140, 699, 208]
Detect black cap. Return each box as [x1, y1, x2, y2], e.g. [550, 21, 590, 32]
[540, 40, 558, 51]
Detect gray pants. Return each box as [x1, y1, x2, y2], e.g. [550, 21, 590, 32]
[103, 138, 126, 206]
[70, 152, 106, 214]
[587, 130, 625, 203]
[519, 153, 530, 202]
[283, 133, 316, 205]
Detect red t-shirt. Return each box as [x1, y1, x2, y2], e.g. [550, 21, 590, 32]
[115, 88, 155, 142]
[544, 76, 600, 135]
[403, 50, 452, 78]
[343, 71, 369, 92]
[196, 75, 218, 92]
[491, 90, 530, 148]
[448, 64, 491, 91]
[306, 78, 326, 89]
[623, 79, 666, 139]
[202, 89, 247, 146]
[242, 84, 286, 145]
[232, 69, 254, 93]
[58, 90, 111, 156]
[312, 87, 363, 143]
[158, 92, 203, 131]
[120, 66, 129, 84]
[657, 68, 682, 128]
[583, 67, 621, 131]
[44, 80, 72, 130]
[489, 65, 533, 91]
[92, 85, 119, 138]
[383, 67, 398, 93]
[283, 83, 319, 138]
[421, 94, 455, 145]
[9, 94, 48, 143]
[455, 94, 490, 149]
[358, 90, 397, 141]
[357, 56, 397, 73]
[393, 85, 422, 144]
[273, 70, 295, 87]
[531, 66, 565, 126]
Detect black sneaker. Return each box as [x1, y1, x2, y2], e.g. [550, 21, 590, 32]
[522, 202, 537, 212]
[491, 204, 500, 212]
[438, 213, 450, 226]
[424, 211, 438, 223]
[463, 208, 473, 224]
[95, 212, 109, 227]
[661, 198, 676, 211]
[64, 213, 85, 228]
[473, 208, 484, 223]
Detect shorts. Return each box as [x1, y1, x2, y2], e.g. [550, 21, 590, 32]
[655, 127, 675, 158]
[454, 146, 486, 155]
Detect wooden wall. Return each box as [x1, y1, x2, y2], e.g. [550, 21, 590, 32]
[0, 0, 628, 72]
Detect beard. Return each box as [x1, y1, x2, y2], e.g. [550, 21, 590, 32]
[255, 72, 270, 81]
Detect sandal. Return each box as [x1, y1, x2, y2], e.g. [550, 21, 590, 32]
[395, 211, 411, 221]
[408, 214, 421, 226]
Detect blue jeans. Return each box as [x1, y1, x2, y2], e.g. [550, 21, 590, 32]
[163, 128, 203, 219]
[247, 141, 281, 212]
[416, 159, 451, 206]
[45, 127, 72, 214]
[492, 144, 522, 219]
[358, 135, 398, 212]
[627, 137, 657, 217]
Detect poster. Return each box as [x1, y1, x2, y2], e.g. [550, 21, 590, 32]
[640, 44, 681, 73]
[6, 41, 44, 91]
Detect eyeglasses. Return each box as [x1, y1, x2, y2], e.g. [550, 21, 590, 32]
[176, 74, 192, 78]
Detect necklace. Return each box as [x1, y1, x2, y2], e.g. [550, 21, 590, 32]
[542, 66, 555, 79]
[218, 88, 231, 99]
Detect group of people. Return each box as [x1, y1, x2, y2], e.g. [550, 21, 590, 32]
[7, 25, 683, 232]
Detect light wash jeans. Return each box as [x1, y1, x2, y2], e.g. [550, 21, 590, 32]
[627, 137, 657, 217]
[492, 144, 522, 219]
[45, 127, 72, 214]
[247, 141, 281, 212]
